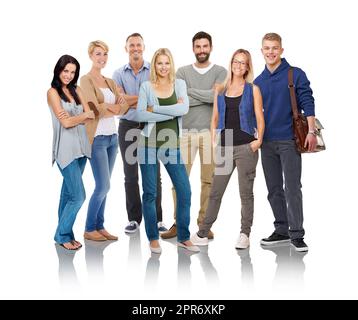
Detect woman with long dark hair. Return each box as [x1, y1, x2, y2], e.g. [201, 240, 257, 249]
[48, 54, 95, 250]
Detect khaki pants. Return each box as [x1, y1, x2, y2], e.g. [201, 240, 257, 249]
[172, 130, 215, 225]
[198, 144, 258, 238]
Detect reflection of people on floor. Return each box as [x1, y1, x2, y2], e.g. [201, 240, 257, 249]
[197, 246, 219, 286]
[261, 244, 307, 289]
[236, 249, 254, 287]
[85, 239, 115, 282]
[55, 243, 79, 286]
[144, 253, 160, 288]
[127, 231, 142, 271]
[177, 247, 196, 289]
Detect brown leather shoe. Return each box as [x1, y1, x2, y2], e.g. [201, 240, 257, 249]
[160, 224, 177, 239]
[84, 231, 107, 241]
[98, 229, 118, 241]
[208, 230, 214, 240]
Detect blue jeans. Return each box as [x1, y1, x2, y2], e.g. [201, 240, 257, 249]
[55, 157, 87, 244]
[118, 119, 163, 224]
[86, 134, 118, 232]
[139, 147, 191, 242]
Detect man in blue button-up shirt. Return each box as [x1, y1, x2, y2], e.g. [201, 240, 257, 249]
[113, 33, 165, 234]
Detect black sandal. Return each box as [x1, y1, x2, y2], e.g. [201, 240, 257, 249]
[59, 243, 78, 251]
[71, 240, 82, 249]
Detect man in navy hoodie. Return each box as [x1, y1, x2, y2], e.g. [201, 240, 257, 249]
[254, 33, 317, 252]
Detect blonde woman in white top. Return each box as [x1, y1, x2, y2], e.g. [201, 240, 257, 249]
[80, 40, 129, 241]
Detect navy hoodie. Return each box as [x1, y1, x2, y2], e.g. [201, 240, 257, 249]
[254, 58, 315, 141]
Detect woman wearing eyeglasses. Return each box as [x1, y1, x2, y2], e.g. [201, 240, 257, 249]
[191, 49, 265, 250]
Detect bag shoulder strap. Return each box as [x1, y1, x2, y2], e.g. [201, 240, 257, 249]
[288, 67, 299, 119]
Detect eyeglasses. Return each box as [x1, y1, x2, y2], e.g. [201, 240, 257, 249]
[232, 59, 248, 66]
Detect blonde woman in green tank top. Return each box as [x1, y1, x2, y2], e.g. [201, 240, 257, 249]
[136, 48, 200, 254]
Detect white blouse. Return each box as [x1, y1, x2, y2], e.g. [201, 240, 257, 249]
[95, 88, 117, 137]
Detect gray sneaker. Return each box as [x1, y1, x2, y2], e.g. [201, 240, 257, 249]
[125, 221, 139, 234]
[157, 222, 168, 233]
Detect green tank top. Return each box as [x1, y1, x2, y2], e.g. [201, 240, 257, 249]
[145, 90, 179, 148]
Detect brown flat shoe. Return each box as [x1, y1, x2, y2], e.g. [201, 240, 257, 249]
[160, 224, 177, 239]
[208, 230, 214, 240]
[84, 231, 107, 241]
[98, 229, 118, 241]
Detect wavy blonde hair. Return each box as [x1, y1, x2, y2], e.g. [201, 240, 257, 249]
[150, 48, 175, 84]
[88, 40, 109, 56]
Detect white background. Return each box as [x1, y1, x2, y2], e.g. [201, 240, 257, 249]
[0, 0, 357, 300]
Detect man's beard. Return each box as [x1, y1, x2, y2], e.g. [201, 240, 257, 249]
[195, 52, 210, 63]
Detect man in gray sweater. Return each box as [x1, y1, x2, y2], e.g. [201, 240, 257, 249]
[161, 31, 227, 239]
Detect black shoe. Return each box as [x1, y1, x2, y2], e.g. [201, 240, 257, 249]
[260, 232, 290, 246]
[291, 238, 309, 252]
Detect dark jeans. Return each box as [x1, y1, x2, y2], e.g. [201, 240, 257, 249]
[118, 119, 162, 224]
[261, 140, 304, 240]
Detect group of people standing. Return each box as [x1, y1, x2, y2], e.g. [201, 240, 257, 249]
[48, 31, 317, 254]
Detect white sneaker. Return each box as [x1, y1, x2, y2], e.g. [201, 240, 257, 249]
[190, 232, 209, 246]
[177, 242, 200, 253]
[149, 241, 162, 254]
[235, 233, 250, 250]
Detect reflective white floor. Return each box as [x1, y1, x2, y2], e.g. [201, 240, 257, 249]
[52, 234, 307, 299]
[2, 144, 358, 300]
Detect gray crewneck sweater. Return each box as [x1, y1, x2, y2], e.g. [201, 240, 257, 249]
[176, 64, 227, 130]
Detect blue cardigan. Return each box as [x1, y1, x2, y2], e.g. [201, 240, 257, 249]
[217, 82, 256, 136]
[133, 79, 189, 138]
[254, 58, 315, 141]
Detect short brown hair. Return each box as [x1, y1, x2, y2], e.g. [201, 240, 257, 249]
[126, 33, 143, 43]
[192, 31, 212, 47]
[262, 33, 282, 46]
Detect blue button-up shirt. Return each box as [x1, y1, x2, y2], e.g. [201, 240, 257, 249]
[112, 61, 150, 121]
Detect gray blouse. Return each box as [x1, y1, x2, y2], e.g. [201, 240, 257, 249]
[49, 100, 91, 169]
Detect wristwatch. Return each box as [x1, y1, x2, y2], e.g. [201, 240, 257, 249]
[308, 130, 317, 136]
